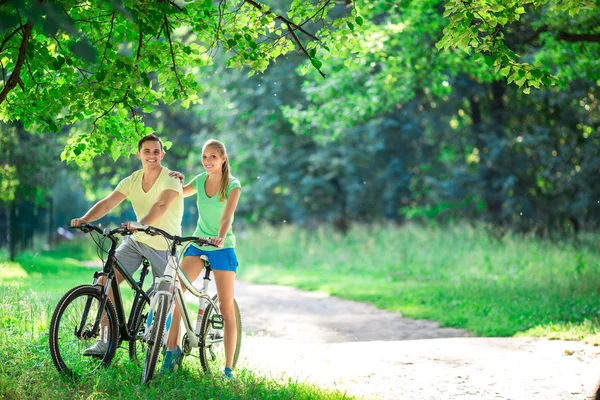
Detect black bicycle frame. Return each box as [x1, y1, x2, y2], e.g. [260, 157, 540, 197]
[82, 231, 152, 343]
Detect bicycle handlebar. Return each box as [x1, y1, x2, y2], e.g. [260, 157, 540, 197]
[69, 223, 134, 238]
[70, 222, 216, 248]
[127, 222, 216, 247]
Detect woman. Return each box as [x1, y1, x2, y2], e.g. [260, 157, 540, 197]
[161, 139, 241, 379]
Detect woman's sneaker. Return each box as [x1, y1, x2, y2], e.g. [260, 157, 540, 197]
[160, 346, 183, 374]
[222, 367, 234, 379]
[82, 340, 109, 357]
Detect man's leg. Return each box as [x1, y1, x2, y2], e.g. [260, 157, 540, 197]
[83, 236, 143, 356]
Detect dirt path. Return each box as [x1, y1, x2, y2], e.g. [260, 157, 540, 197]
[229, 280, 600, 400]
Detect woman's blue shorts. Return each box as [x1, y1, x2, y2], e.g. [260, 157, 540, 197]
[182, 245, 238, 273]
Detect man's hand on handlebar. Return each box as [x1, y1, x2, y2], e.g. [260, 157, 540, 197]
[122, 221, 148, 232]
[70, 218, 88, 227]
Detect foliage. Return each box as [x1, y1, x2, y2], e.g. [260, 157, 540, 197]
[280, 0, 600, 229]
[0, 121, 67, 258]
[438, 0, 599, 91]
[0, 0, 357, 162]
[2, 1, 600, 256]
[237, 223, 600, 342]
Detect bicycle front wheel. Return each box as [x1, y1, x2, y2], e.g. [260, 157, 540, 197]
[199, 295, 242, 376]
[128, 293, 150, 364]
[141, 293, 168, 384]
[48, 285, 119, 379]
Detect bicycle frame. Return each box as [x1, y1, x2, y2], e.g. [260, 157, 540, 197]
[79, 227, 152, 344]
[144, 247, 221, 350]
[171, 258, 222, 349]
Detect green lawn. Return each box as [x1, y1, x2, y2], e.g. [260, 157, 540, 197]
[236, 223, 600, 343]
[0, 241, 354, 400]
[2, 223, 599, 399]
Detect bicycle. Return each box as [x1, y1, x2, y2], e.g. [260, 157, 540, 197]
[129, 222, 242, 384]
[48, 224, 153, 378]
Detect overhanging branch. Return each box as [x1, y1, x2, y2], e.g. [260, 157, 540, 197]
[557, 32, 600, 43]
[243, 0, 319, 41]
[0, 22, 33, 105]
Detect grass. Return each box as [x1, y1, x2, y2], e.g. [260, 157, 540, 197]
[0, 240, 355, 400]
[3, 222, 600, 398]
[236, 223, 600, 344]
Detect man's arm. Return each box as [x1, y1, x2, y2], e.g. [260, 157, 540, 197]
[71, 190, 127, 226]
[138, 189, 179, 225]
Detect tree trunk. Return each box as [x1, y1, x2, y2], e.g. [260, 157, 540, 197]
[8, 202, 17, 261]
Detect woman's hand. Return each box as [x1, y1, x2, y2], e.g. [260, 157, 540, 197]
[211, 237, 225, 249]
[168, 171, 185, 184]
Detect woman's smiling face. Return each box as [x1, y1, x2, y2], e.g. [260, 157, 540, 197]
[202, 145, 226, 174]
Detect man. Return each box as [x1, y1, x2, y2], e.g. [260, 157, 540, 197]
[70, 133, 183, 356]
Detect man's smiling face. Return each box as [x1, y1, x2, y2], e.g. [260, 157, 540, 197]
[137, 140, 164, 169]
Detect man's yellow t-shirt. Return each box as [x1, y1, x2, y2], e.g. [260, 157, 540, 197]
[115, 167, 183, 251]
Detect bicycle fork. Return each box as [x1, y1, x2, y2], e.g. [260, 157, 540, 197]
[144, 255, 178, 344]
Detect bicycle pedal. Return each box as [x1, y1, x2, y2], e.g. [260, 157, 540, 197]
[211, 315, 224, 330]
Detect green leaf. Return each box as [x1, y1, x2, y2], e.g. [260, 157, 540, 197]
[308, 48, 316, 58]
[311, 59, 323, 69]
[355, 16, 363, 26]
[347, 21, 354, 31]
[500, 66, 511, 77]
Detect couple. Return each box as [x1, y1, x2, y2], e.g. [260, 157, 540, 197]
[70, 134, 241, 378]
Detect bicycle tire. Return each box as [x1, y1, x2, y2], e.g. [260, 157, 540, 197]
[49, 285, 119, 378]
[141, 293, 168, 384]
[199, 294, 242, 376]
[128, 294, 150, 363]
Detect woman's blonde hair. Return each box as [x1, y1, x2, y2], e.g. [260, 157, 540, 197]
[203, 139, 230, 203]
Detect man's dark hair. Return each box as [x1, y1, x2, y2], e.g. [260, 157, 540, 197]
[137, 134, 163, 152]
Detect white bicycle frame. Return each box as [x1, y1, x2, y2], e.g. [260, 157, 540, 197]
[144, 253, 222, 349]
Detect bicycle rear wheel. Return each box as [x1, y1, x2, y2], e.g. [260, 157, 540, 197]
[141, 293, 168, 384]
[49, 285, 118, 379]
[199, 294, 242, 376]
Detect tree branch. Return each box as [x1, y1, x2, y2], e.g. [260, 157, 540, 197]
[556, 32, 600, 43]
[526, 26, 600, 44]
[129, 105, 140, 135]
[243, 0, 320, 41]
[286, 22, 326, 78]
[163, 14, 186, 94]
[299, 0, 332, 28]
[0, 22, 33, 105]
[164, 0, 184, 12]
[0, 24, 25, 54]
[101, 12, 116, 65]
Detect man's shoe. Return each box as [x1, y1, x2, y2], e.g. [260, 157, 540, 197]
[160, 346, 183, 374]
[82, 340, 109, 357]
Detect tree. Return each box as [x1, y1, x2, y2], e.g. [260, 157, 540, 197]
[0, 0, 358, 161]
[281, 0, 600, 229]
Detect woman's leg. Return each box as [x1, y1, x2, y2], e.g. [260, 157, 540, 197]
[213, 270, 236, 369]
[165, 256, 204, 350]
